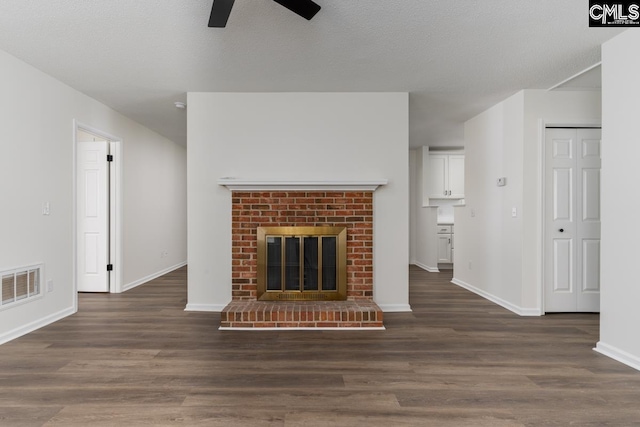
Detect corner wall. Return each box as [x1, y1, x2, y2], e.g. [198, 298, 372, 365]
[121, 127, 187, 289]
[596, 29, 640, 370]
[0, 48, 187, 344]
[454, 94, 523, 312]
[187, 93, 409, 312]
[409, 147, 438, 271]
[455, 89, 600, 315]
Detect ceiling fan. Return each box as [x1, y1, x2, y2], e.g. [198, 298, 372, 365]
[208, 0, 321, 28]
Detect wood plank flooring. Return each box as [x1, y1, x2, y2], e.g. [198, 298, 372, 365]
[1, 265, 639, 426]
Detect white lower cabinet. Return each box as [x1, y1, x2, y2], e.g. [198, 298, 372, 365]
[436, 224, 453, 264]
[437, 234, 452, 263]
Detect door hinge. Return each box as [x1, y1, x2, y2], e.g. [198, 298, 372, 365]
[107, 154, 114, 162]
[107, 264, 113, 271]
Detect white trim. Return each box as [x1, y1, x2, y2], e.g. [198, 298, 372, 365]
[185, 303, 229, 312]
[0, 306, 76, 345]
[451, 278, 542, 316]
[218, 178, 388, 192]
[548, 62, 601, 91]
[377, 304, 412, 312]
[219, 327, 386, 331]
[538, 120, 546, 313]
[421, 147, 430, 206]
[517, 307, 543, 316]
[121, 261, 187, 292]
[109, 140, 123, 294]
[73, 121, 123, 296]
[594, 342, 640, 372]
[72, 120, 78, 312]
[412, 262, 439, 273]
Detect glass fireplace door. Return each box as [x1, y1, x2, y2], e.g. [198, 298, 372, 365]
[259, 227, 346, 301]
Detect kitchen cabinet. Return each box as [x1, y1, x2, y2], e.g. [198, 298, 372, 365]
[437, 224, 454, 264]
[428, 154, 465, 199]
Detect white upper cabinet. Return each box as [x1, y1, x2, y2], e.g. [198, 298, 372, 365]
[428, 153, 465, 199]
[428, 155, 448, 198]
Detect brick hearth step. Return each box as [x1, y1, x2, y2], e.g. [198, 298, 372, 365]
[219, 300, 384, 329]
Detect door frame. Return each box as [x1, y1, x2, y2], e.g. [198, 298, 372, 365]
[538, 120, 601, 314]
[72, 120, 123, 302]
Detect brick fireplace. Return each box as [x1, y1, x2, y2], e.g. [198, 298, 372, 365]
[218, 180, 387, 329]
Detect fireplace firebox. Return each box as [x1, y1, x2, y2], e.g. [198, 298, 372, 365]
[257, 226, 347, 301]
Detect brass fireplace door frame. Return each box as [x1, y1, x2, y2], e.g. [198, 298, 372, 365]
[256, 226, 347, 301]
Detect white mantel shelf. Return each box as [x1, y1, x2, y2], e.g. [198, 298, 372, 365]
[218, 179, 388, 192]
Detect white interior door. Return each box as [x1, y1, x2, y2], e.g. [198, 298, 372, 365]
[544, 128, 601, 312]
[77, 140, 109, 292]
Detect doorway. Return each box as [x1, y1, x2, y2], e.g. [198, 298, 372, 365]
[74, 122, 122, 293]
[544, 127, 601, 312]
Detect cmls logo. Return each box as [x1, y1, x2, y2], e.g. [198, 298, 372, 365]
[589, 1, 640, 26]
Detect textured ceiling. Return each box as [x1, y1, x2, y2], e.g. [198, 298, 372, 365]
[0, 1, 623, 147]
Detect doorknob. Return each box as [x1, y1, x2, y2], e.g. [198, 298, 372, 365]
[559, 228, 564, 233]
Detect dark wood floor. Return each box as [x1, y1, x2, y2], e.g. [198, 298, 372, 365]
[1, 266, 640, 426]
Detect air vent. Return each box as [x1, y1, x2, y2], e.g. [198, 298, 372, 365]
[1, 264, 43, 310]
[277, 293, 329, 301]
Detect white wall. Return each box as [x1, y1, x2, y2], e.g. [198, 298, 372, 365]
[0, 48, 187, 344]
[121, 125, 187, 289]
[187, 92, 409, 312]
[596, 30, 640, 371]
[409, 147, 438, 271]
[455, 95, 521, 310]
[455, 89, 600, 315]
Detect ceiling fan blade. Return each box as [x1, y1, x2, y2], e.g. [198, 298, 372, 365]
[208, 0, 235, 28]
[272, 0, 321, 20]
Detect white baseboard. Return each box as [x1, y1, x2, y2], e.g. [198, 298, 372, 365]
[517, 307, 543, 316]
[121, 261, 187, 292]
[0, 306, 76, 345]
[184, 303, 228, 312]
[377, 304, 412, 313]
[594, 341, 640, 372]
[451, 278, 542, 316]
[413, 262, 439, 273]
